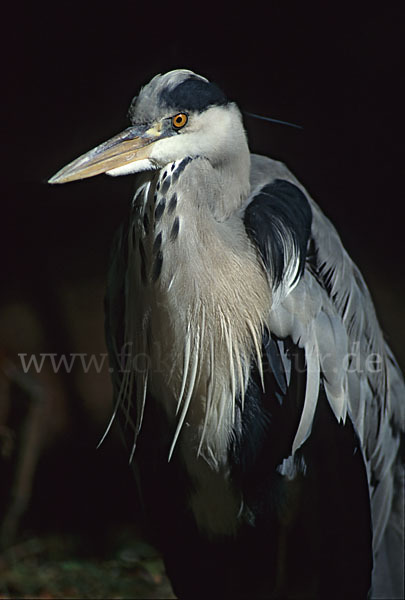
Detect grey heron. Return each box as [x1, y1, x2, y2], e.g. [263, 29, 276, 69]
[49, 69, 404, 599]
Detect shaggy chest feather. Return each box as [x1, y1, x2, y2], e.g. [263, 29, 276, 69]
[124, 163, 270, 534]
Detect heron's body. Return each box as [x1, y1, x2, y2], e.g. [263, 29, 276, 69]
[50, 70, 404, 599]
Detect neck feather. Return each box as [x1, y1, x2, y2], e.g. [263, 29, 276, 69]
[120, 156, 270, 469]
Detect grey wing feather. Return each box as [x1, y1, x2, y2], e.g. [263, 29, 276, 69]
[105, 223, 127, 398]
[103, 222, 140, 448]
[248, 154, 404, 597]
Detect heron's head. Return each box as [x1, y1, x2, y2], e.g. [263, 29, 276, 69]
[49, 69, 249, 184]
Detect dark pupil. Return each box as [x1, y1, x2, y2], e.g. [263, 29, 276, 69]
[176, 116, 182, 124]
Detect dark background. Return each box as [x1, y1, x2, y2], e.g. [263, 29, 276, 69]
[0, 0, 404, 575]
[3, 4, 404, 304]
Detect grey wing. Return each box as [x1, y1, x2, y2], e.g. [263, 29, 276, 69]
[104, 219, 144, 460]
[247, 154, 404, 597]
[104, 176, 152, 459]
[105, 223, 127, 399]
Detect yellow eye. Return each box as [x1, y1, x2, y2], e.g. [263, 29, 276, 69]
[172, 113, 188, 129]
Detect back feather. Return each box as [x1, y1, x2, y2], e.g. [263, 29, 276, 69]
[247, 155, 404, 596]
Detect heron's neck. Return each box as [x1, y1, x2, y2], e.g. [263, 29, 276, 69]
[144, 155, 261, 305]
[130, 157, 269, 452]
[123, 158, 269, 536]
[207, 151, 251, 221]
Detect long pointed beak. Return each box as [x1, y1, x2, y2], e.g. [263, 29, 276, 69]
[48, 124, 163, 184]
